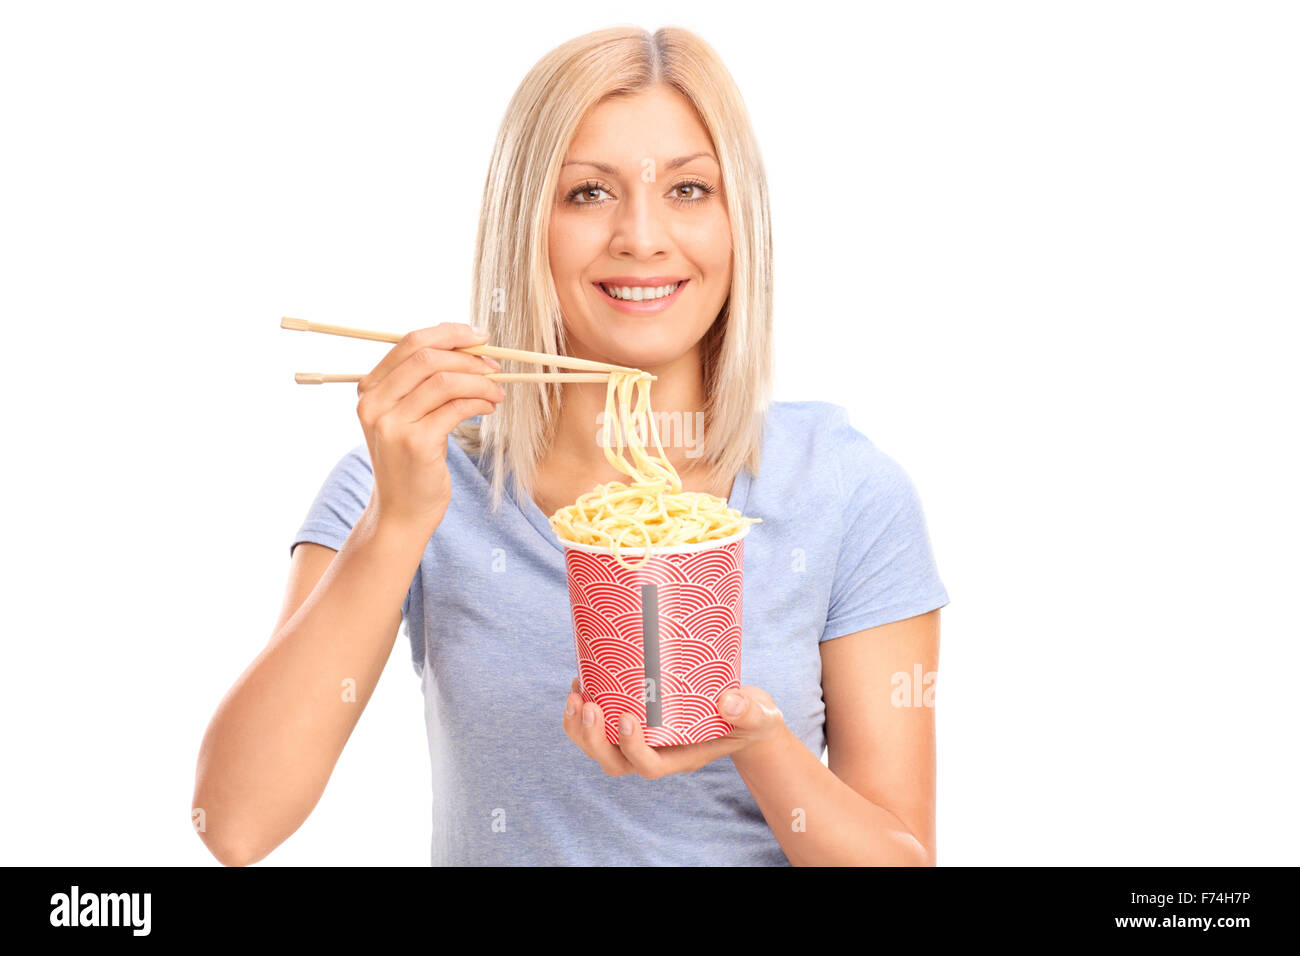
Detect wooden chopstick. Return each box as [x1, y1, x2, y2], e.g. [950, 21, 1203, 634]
[294, 372, 616, 385]
[281, 316, 653, 379]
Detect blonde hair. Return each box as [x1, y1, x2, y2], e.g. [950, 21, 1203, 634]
[454, 25, 774, 512]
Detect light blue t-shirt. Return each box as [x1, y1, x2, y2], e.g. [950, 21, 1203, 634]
[291, 400, 950, 865]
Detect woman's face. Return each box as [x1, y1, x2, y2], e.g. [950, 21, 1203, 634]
[548, 84, 732, 370]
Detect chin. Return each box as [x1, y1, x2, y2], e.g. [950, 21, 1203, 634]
[583, 324, 698, 371]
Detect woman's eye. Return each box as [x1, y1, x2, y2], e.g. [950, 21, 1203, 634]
[566, 179, 714, 207]
[669, 180, 716, 205]
[570, 184, 612, 204]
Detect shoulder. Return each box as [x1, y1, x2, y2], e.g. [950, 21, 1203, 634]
[346, 441, 372, 468]
[336, 441, 373, 480]
[309, 442, 374, 504]
[764, 400, 910, 503]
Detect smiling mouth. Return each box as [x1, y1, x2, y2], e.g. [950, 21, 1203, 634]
[596, 280, 688, 302]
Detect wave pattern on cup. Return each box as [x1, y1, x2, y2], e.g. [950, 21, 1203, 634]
[565, 538, 745, 747]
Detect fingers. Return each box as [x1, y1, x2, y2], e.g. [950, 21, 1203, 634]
[357, 323, 497, 399]
[613, 717, 743, 777]
[718, 689, 750, 723]
[562, 690, 633, 777]
[417, 393, 502, 445]
[393, 368, 505, 424]
[362, 322, 494, 394]
[561, 679, 776, 779]
[715, 686, 784, 736]
[362, 344, 500, 421]
[362, 352, 505, 444]
[613, 715, 667, 779]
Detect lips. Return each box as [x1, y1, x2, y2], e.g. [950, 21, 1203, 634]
[599, 280, 680, 300]
[594, 276, 688, 287]
[591, 277, 689, 312]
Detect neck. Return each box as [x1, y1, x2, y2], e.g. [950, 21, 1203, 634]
[545, 341, 708, 482]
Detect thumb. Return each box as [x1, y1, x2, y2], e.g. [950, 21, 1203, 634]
[717, 687, 762, 729]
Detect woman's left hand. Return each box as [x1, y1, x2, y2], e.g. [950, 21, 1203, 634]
[562, 677, 786, 778]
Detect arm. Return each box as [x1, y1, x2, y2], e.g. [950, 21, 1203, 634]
[731, 608, 941, 866]
[191, 506, 427, 866]
[193, 322, 503, 866]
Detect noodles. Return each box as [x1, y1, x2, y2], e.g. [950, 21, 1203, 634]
[548, 370, 761, 569]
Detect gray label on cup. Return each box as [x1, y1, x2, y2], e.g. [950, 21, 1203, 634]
[641, 583, 662, 727]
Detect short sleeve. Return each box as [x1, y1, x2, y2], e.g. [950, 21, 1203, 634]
[820, 410, 950, 642]
[290, 443, 374, 557]
[289, 442, 422, 656]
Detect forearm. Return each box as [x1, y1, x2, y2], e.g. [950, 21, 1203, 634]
[193, 505, 426, 864]
[732, 727, 932, 866]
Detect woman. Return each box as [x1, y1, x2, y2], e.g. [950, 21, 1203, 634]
[193, 25, 949, 866]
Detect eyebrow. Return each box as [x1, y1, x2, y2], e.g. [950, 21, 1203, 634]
[560, 152, 718, 174]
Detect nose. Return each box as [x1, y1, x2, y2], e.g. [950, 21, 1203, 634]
[607, 184, 670, 259]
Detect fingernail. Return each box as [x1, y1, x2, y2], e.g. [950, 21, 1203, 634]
[483, 356, 501, 370]
[565, 698, 576, 718]
[471, 325, 487, 336]
[620, 716, 634, 736]
[582, 704, 594, 726]
[723, 694, 745, 715]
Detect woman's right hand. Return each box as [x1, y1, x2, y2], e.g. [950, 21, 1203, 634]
[356, 322, 505, 537]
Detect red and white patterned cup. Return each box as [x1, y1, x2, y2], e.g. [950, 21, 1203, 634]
[561, 526, 750, 747]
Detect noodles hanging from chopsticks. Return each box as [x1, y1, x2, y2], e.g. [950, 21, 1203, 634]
[548, 371, 760, 569]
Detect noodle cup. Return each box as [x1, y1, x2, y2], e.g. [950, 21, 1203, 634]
[561, 525, 751, 747]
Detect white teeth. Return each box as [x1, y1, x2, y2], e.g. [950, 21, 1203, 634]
[601, 282, 679, 301]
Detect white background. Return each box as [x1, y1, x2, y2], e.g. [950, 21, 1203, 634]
[1, 0, 1296, 866]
